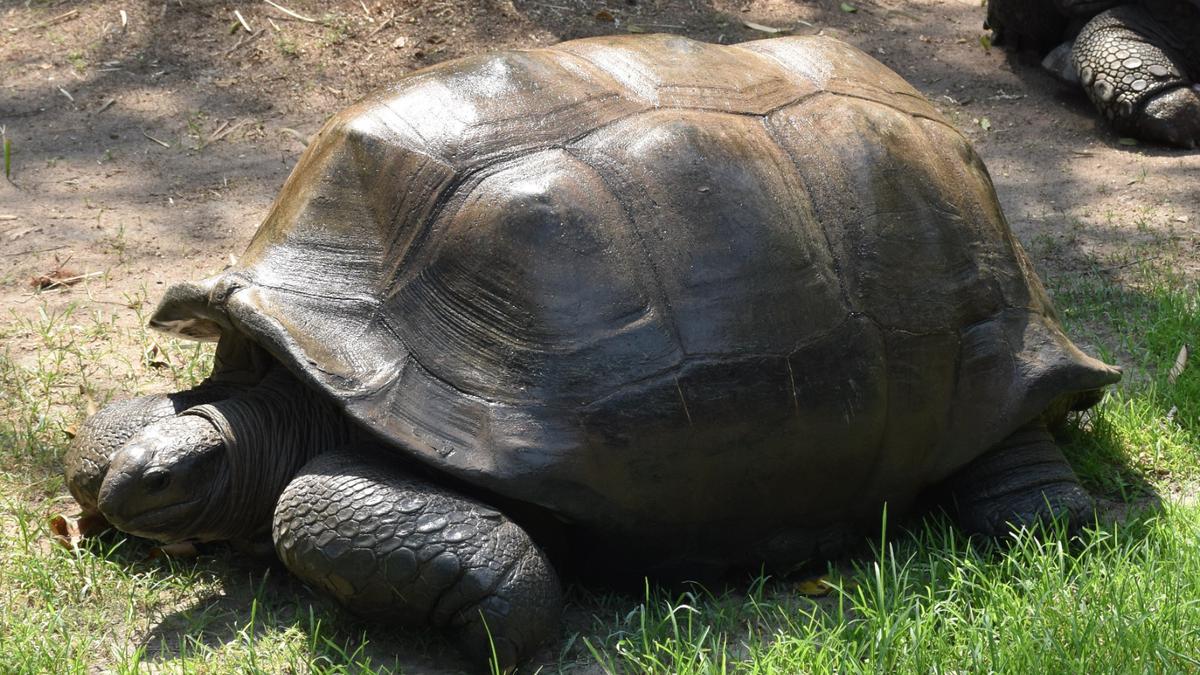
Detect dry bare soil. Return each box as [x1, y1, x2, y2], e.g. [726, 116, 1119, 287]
[2, 0, 1198, 671]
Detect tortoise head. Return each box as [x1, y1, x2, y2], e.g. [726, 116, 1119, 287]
[97, 413, 233, 543]
[95, 365, 352, 544]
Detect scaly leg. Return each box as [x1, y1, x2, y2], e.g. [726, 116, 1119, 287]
[1073, 3, 1200, 147]
[941, 424, 1094, 536]
[273, 451, 562, 670]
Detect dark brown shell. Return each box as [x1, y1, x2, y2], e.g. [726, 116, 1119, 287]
[151, 35, 1119, 563]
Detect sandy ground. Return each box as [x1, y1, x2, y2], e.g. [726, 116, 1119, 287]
[2, 0, 1197, 326]
[1, 0, 1197, 671]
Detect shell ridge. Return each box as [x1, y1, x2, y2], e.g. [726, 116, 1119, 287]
[757, 115, 857, 314]
[380, 164, 493, 300]
[757, 90, 824, 118]
[734, 38, 960, 134]
[378, 100, 439, 156]
[363, 106, 460, 272]
[376, 315, 510, 408]
[577, 312, 860, 409]
[558, 104, 782, 150]
[561, 145, 686, 357]
[377, 161, 458, 290]
[444, 90, 629, 158]
[730, 39, 829, 87]
[380, 149, 597, 305]
[372, 103, 822, 187]
[820, 89, 966, 138]
[554, 34, 810, 113]
[238, 273, 379, 306]
[549, 42, 660, 105]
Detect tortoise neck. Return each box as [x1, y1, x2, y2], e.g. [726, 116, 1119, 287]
[183, 366, 353, 541]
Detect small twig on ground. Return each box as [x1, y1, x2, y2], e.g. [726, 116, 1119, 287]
[8, 8, 79, 32]
[1090, 255, 1163, 275]
[142, 130, 171, 148]
[234, 9, 253, 32]
[263, 0, 318, 23]
[207, 118, 251, 145]
[4, 245, 68, 258]
[529, 1, 570, 11]
[208, 119, 230, 140]
[368, 12, 395, 37]
[27, 270, 102, 292]
[31, 256, 99, 290]
[58, 87, 74, 102]
[225, 28, 263, 55]
[97, 98, 116, 113]
[879, 6, 921, 21]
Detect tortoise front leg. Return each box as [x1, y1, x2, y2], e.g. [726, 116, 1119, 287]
[273, 451, 563, 670]
[1072, 4, 1200, 148]
[940, 423, 1094, 537]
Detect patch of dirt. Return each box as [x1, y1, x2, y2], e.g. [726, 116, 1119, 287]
[2, 0, 1197, 671]
[3, 1, 1197, 317]
[2, 0, 1198, 355]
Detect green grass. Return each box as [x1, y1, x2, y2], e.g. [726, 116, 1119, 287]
[0, 498, 402, 672]
[583, 510, 1200, 673]
[3, 127, 12, 181]
[1, 261, 1198, 673]
[1055, 268, 1200, 496]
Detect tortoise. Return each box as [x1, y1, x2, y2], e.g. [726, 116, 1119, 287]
[65, 34, 1122, 667]
[985, 0, 1200, 147]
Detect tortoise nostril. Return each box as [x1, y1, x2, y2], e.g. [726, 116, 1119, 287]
[144, 467, 171, 493]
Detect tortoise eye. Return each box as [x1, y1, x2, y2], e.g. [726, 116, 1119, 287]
[143, 467, 171, 494]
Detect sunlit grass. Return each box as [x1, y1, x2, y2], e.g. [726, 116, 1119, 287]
[1, 293, 213, 475]
[0, 489, 401, 673]
[1054, 268, 1200, 495]
[582, 508, 1200, 674]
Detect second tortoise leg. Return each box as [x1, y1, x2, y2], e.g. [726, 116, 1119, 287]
[1073, 3, 1200, 147]
[272, 450, 563, 670]
[938, 423, 1094, 537]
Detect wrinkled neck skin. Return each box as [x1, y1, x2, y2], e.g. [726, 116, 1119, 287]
[183, 366, 355, 543]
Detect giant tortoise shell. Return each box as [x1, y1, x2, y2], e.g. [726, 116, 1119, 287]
[146, 34, 1121, 565]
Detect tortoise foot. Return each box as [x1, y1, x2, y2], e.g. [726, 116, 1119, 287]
[273, 451, 562, 671]
[1137, 86, 1200, 149]
[941, 424, 1094, 537]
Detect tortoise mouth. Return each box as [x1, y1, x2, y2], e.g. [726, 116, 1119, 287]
[111, 497, 205, 540]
